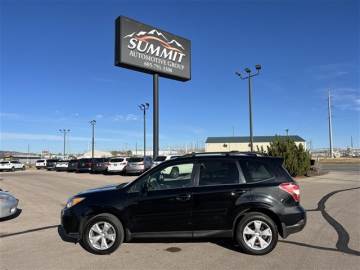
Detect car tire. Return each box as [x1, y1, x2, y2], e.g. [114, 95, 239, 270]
[80, 213, 124, 255]
[11, 167, 15, 172]
[235, 212, 278, 255]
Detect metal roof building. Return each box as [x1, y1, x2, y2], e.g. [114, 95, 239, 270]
[205, 135, 306, 152]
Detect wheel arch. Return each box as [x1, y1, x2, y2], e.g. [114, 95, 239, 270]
[233, 207, 283, 238]
[81, 207, 130, 241]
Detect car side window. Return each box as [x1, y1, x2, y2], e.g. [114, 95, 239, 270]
[199, 160, 240, 186]
[240, 159, 274, 183]
[146, 163, 194, 191]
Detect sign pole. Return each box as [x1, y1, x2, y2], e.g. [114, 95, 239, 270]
[153, 73, 159, 160]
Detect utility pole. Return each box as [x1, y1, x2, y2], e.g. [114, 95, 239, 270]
[27, 144, 30, 165]
[285, 129, 289, 137]
[351, 136, 353, 149]
[235, 64, 262, 152]
[328, 90, 334, 158]
[89, 120, 96, 160]
[139, 103, 149, 159]
[59, 129, 70, 158]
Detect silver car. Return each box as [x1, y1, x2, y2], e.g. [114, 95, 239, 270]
[0, 190, 19, 218]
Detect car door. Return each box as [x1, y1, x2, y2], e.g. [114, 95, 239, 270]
[127, 161, 195, 235]
[191, 158, 249, 232]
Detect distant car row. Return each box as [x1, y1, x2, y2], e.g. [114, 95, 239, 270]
[35, 155, 180, 175]
[0, 161, 25, 171]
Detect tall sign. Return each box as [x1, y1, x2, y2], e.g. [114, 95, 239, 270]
[115, 16, 191, 159]
[115, 16, 191, 81]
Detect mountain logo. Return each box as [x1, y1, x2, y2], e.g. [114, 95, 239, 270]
[124, 29, 185, 52]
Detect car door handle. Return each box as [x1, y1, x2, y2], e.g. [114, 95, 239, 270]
[230, 190, 247, 196]
[176, 194, 192, 201]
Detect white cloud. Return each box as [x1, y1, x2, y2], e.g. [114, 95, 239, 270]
[0, 112, 22, 120]
[332, 88, 360, 111]
[0, 132, 115, 142]
[96, 114, 104, 119]
[112, 114, 139, 122]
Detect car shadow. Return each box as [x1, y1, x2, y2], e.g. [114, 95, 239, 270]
[278, 186, 360, 256]
[0, 224, 58, 238]
[0, 208, 22, 222]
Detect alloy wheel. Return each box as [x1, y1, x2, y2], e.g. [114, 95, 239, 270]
[242, 220, 273, 251]
[88, 221, 117, 250]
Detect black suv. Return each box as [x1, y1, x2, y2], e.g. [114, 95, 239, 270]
[59, 152, 306, 255]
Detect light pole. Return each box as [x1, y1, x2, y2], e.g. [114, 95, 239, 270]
[235, 64, 261, 152]
[59, 129, 70, 158]
[89, 120, 96, 160]
[139, 103, 149, 159]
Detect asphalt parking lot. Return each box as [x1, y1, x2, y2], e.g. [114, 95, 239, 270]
[0, 165, 359, 270]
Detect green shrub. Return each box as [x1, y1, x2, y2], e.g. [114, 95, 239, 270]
[266, 136, 311, 177]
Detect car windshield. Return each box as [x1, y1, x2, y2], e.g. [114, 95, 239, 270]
[154, 156, 167, 162]
[128, 157, 143, 162]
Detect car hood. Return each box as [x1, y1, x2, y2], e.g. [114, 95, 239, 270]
[77, 182, 128, 196]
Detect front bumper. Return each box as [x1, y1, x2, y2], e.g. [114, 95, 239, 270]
[60, 208, 81, 241]
[0, 198, 18, 218]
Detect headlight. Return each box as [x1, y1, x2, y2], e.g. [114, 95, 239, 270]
[66, 197, 85, 208]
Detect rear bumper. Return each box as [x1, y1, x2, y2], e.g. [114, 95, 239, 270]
[76, 168, 91, 172]
[280, 206, 306, 238]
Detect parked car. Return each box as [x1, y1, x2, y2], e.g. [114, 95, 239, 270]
[125, 156, 153, 174]
[91, 158, 110, 174]
[46, 159, 59, 171]
[152, 155, 180, 167]
[60, 152, 306, 255]
[0, 190, 19, 218]
[67, 160, 79, 172]
[76, 158, 93, 173]
[56, 161, 69, 171]
[35, 159, 47, 169]
[107, 157, 130, 174]
[0, 161, 25, 171]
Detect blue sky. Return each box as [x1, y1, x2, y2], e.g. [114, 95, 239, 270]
[0, 0, 359, 153]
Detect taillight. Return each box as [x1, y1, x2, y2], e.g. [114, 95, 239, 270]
[279, 183, 300, 202]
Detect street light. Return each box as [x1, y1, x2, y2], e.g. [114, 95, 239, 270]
[235, 64, 262, 152]
[89, 120, 96, 160]
[59, 129, 70, 158]
[138, 103, 149, 159]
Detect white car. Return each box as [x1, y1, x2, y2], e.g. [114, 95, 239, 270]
[55, 161, 69, 171]
[0, 190, 19, 218]
[0, 161, 25, 171]
[126, 156, 153, 174]
[152, 155, 180, 167]
[107, 157, 129, 174]
[35, 159, 47, 169]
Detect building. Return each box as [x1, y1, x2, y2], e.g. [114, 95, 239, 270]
[205, 136, 306, 153]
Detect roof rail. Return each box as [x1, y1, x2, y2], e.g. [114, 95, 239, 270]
[181, 151, 265, 158]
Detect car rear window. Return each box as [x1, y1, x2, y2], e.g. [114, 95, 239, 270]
[154, 156, 167, 162]
[37, 160, 45, 162]
[0, 161, 9, 164]
[111, 158, 124, 162]
[240, 159, 275, 183]
[128, 157, 143, 162]
[199, 160, 239, 186]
